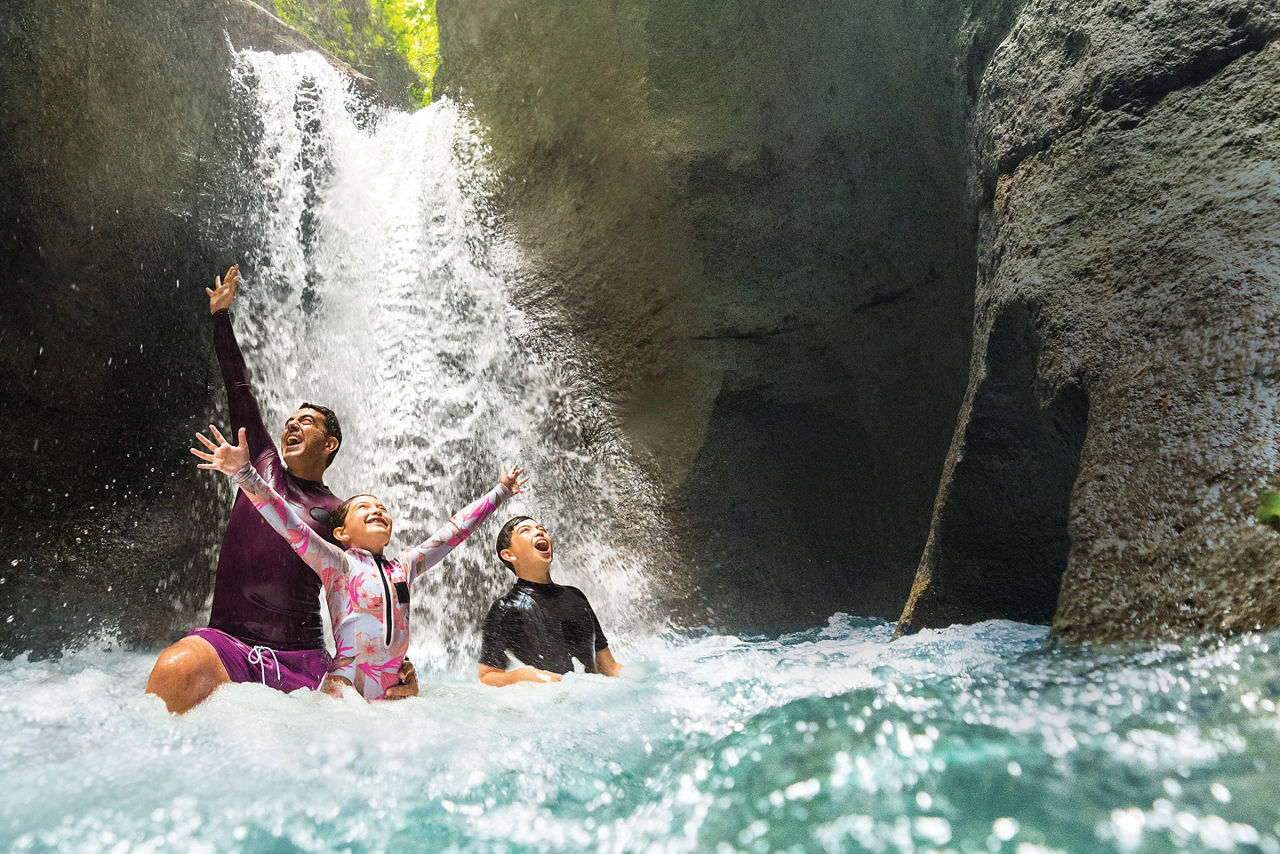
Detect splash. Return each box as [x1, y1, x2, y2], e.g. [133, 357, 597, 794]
[4, 619, 1279, 851]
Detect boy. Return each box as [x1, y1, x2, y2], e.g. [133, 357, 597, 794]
[477, 516, 621, 685]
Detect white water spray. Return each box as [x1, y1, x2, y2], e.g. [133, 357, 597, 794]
[222, 49, 668, 672]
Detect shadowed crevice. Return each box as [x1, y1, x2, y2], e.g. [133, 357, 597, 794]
[898, 302, 1089, 634]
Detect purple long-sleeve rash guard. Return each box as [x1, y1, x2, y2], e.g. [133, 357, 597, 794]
[205, 309, 340, 650]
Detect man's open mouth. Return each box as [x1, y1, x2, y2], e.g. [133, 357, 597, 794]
[534, 539, 551, 553]
[284, 435, 303, 447]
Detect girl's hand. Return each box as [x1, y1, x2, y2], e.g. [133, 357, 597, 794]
[500, 463, 530, 495]
[191, 425, 250, 475]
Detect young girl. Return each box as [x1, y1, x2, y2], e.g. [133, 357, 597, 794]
[193, 424, 528, 700]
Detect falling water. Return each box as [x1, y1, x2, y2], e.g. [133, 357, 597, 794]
[221, 49, 669, 670]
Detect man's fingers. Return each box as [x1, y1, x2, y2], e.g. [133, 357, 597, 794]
[209, 424, 227, 445]
[194, 432, 217, 451]
[189, 446, 215, 462]
[237, 427, 247, 448]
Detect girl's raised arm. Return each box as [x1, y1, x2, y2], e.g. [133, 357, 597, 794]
[399, 464, 528, 582]
[192, 425, 345, 582]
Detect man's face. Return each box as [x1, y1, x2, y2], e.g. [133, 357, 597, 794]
[335, 494, 393, 553]
[503, 519, 553, 571]
[281, 408, 334, 471]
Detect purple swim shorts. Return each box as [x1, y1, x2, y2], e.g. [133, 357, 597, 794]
[187, 627, 330, 693]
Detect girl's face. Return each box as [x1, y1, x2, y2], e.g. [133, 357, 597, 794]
[335, 494, 393, 554]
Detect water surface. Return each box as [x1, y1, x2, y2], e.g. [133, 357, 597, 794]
[3, 617, 1278, 852]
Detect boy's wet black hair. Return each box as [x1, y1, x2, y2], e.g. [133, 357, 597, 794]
[299, 401, 342, 467]
[496, 516, 535, 572]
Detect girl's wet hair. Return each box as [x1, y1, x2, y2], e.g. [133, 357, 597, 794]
[331, 493, 379, 532]
[496, 516, 535, 572]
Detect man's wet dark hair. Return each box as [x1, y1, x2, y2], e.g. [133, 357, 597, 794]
[300, 401, 342, 467]
[496, 516, 534, 572]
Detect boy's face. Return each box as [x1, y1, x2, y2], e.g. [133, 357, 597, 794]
[502, 518, 553, 571]
[335, 494, 393, 553]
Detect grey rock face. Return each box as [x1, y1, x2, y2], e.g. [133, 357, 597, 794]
[6, 0, 1274, 652]
[900, 1, 1280, 640]
[436, 0, 986, 626]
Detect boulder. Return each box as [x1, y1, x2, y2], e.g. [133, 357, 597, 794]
[899, 1, 1280, 640]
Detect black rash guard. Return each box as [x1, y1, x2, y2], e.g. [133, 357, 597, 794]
[478, 578, 609, 674]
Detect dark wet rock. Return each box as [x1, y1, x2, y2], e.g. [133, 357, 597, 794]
[899, 0, 1280, 640]
[6, 0, 1276, 652]
[0, 0, 366, 656]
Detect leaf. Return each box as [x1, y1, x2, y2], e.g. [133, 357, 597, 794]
[1255, 491, 1280, 532]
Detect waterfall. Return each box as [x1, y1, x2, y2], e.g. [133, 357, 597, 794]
[218, 49, 669, 672]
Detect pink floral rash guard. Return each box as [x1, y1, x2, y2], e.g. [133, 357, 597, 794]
[232, 465, 511, 700]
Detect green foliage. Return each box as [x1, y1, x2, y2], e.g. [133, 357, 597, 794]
[373, 0, 440, 92]
[1255, 491, 1280, 532]
[272, 0, 439, 107]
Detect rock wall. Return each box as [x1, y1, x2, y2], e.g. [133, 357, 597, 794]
[436, 0, 999, 626]
[0, 0, 350, 655]
[899, 1, 1280, 639]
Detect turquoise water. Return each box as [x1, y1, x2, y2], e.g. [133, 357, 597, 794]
[3, 616, 1277, 852]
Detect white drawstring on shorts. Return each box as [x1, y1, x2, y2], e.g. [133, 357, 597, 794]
[248, 645, 281, 685]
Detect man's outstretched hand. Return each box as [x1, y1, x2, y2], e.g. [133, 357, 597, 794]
[191, 425, 250, 475]
[207, 264, 240, 315]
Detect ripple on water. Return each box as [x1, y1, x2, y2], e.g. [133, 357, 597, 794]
[4, 620, 1280, 852]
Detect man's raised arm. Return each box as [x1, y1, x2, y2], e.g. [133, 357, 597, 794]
[207, 264, 274, 461]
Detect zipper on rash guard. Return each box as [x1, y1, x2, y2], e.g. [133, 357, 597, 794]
[374, 555, 394, 646]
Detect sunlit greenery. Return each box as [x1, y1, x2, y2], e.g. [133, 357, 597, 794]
[1256, 491, 1280, 532]
[273, 0, 439, 106]
[374, 0, 440, 85]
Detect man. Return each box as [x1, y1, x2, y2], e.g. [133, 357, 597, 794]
[477, 516, 622, 686]
[145, 264, 416, 712]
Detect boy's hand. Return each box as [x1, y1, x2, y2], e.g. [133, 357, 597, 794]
[206, 264, 240, 315]
[190, 425, 250, 475]
[500, 463, 530, 495]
